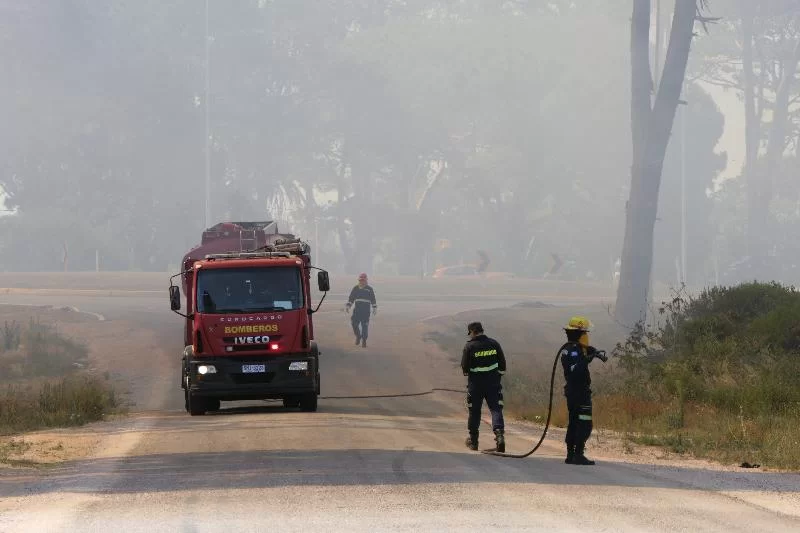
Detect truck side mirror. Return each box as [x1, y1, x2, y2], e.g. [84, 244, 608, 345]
[169, 285, 181, 311]
[317, 271, 330, 292]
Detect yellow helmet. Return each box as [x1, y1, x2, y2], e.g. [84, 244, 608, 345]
[565, 316, 593, 331]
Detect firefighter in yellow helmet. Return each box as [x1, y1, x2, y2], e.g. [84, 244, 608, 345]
[560, 316, 607, 465]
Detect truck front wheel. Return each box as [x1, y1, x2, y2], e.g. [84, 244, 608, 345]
[283, 396, 300, 408]
[188, 392, 206, 416]
[299, 393, 318, 412]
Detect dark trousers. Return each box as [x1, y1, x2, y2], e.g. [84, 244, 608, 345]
[565, 392, 593, 448]
[467, 374, 504, 434]
[351, 312, 370, 340]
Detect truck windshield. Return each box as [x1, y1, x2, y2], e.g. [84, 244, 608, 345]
[196, 266, 304, 314]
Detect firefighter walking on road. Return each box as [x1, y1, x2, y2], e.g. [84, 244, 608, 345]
[346, 273, 377, 348]
[461, 322, 506, 452]
[560, 316, 607, 465]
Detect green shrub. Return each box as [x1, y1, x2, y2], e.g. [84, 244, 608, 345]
[607, 282, 800, 469]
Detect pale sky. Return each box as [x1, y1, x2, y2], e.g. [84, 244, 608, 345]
[703, 82, 746, 186]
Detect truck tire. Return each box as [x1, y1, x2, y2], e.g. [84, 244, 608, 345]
[299, 392, 318, 412]
[183, 375, 191, 411]
[206, 398, 221, 412]
[310, 341, 321, 396]
[188, 392, 206, 416]
[283, 396, 300, 408]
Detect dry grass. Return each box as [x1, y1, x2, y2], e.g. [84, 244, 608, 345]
[0, 376, 120, 435]
[0, 308, 123, 439]
[505, 374, 800, 470]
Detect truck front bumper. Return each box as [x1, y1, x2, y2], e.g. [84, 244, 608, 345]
[186, 355, 318, 401]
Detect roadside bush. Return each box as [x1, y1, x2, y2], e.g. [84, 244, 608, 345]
[0, 315, 121, 437]
[0, 375, 119, 434]
[0, 318, 88, 381]
[611, 282, 800, 469]
[1, 321, 21, 351]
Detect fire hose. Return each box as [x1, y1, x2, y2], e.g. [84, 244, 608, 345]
[478, 347, 605, 457]
[328, 308, 605, 458]
[479, 348, 560, 458]
[320, 347, 606, 459]
[318, 358, 554, 459]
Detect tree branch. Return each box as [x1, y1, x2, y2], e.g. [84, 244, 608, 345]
[650, 0, 697, 148]
[694, 75, 742, 90]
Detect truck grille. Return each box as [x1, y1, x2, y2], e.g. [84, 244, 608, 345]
[227, 345, 267, 352]
[231, 372, 276, 385]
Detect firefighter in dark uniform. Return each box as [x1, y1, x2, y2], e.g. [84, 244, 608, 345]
[346, 273, 377, 348]
[560, 316, 607, 465]
[461, 322, 506, 452]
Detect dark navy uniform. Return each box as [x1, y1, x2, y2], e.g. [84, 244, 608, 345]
[347, 284, 376, 346]
[461, 332, 507, 449]
[560, 341, 598, 464]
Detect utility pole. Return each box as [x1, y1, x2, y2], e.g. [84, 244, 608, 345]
[314, 217, 320, 266]
[648, 0, 664, 299]
[204, 0, 211, 229]
[680, 93, 687, 285]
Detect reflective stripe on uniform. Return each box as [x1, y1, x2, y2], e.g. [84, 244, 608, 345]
[578, 414, 592, 420]
[470, 363, 499, 372]
[352, 299, 373, 304]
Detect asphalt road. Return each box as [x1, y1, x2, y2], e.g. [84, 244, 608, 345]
[0, 279, 798, 532]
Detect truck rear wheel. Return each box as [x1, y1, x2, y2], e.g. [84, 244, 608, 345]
[299, 393, 318, 412]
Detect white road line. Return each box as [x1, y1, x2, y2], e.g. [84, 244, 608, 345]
[0, 302, 106, 321]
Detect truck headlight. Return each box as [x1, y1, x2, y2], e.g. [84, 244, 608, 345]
[288, 361, 308, 371]
[197, 365, 217, 375]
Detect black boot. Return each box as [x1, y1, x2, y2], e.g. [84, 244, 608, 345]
[573, 444, 595, 465]
[355, 335, 361, 346]
[361, 338, 367, 348]
[465, 433, 478, 451]
[493, 429, 505, 453]
[565, 444, 575, 464]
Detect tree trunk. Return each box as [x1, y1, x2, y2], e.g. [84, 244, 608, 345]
[335, 161, 356, 274]
[616, 0, 698, 327]
[616, 0, 653, 316]
[352, 165, 375, 274]
[738, 0, 800, 271]
[741, 2, 767, 263]
[336, 152, 376, 276]
[759, 38, 800, 245]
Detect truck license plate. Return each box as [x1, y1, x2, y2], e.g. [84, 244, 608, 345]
[242, 364, 266, 373]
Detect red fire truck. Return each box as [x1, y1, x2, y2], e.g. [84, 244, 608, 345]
[169, 221, 329, 415]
